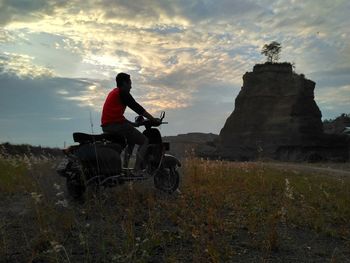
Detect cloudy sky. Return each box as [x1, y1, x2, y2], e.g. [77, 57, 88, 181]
[0, 0, 349, 147]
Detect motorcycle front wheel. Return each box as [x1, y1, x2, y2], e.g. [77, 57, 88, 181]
[154, 166, 179, 194]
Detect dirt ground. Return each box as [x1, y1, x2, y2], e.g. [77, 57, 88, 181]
[264, 161, 350, 177]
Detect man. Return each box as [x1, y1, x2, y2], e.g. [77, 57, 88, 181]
[101, 73, 160, 172]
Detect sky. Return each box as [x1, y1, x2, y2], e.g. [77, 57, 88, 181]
[0, 0, 349, 147]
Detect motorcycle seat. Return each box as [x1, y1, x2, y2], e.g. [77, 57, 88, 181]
[73, 132, 127, 147]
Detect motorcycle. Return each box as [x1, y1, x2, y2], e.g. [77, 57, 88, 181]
[56, 112, 181, 199]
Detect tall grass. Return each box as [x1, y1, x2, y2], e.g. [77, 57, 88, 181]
[1, 156, 349, 262]
[0, 157, 35, 193]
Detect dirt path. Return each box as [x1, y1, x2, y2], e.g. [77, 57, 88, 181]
[263, 162, 350, 178]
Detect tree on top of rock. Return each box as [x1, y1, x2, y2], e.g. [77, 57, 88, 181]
[261, 41, 281, 63]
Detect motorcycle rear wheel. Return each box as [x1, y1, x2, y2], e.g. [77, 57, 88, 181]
[154, 166, 179, 194]
[66, 171, 86, 200]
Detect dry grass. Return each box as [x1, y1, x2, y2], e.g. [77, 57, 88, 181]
[0, 157, 38, 194]
[0, 156, 349, 262]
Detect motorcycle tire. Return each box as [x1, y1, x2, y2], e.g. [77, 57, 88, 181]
[154, 166, 179, 194]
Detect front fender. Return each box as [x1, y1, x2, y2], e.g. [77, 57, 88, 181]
[162, 154, 181, 168]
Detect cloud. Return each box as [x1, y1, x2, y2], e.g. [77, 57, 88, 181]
[60, 79, 108, 109]
[316, 85, 350, 105]
[50, 117, 73, 121]
[0, 29, 15, 43]
[0, 0, 69, 26]
[6, 0, 347, 84]
[0, 70, 236, 146]
[0, 51, 55, 78]
[97, 0, 263, 25]
[0, 71, 103, 146]
[1, 0, 350, 145]
[315, 85, 350, 119]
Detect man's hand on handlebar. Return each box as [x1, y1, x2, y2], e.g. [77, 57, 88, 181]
[132, 116, 162, 127]
[151, 117, 162, 126]
[132, 111, 167, 127]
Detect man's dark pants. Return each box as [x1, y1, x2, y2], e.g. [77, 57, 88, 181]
[102, 122, 148, 171]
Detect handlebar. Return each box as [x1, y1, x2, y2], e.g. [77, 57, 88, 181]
[133, 111, 168, 128]
[132, 119, 168, 128]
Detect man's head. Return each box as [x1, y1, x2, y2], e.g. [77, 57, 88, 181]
[116, 73, 132, 91]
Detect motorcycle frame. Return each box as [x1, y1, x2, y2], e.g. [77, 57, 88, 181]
[73, 132, 169, 187]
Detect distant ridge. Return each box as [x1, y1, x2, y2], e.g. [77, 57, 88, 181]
[163, 133, 218, 159]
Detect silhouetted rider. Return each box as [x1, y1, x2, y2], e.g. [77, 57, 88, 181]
[101, 73, 160, 172]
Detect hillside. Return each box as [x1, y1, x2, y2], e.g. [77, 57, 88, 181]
[163, 133, 218, 159]
[323, 113, 350, 134]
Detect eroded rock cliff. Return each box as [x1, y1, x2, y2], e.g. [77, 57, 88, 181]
[219, 63, 348, 161]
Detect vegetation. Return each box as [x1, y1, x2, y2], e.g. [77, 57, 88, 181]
[0, 142, 62, 158]
[261, 41, 282, 63]
[0, 156, 349, 262]
[0, 158, 32, 193]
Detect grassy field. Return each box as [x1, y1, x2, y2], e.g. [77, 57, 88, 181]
[0, 156, 349, 262]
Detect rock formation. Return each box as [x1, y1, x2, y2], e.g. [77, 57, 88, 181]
[219, 63, 349, 161]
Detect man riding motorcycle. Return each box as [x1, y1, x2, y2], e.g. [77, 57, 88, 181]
[101, 73, 161, 173]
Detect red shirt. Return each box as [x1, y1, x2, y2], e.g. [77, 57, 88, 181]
[101, 87, 145, 126]
[101, 88, 126, 125]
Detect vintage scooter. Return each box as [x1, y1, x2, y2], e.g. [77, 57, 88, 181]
[57, 112, 181, 199]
